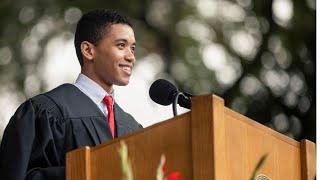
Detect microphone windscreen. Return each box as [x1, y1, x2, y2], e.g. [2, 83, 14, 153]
[149, 79, 178, 106]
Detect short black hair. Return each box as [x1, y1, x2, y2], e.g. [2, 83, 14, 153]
[74, 9, 132, 66]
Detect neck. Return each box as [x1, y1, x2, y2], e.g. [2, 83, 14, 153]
[81, 68, 114, 94]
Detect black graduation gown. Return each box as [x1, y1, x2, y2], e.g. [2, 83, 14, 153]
[0, 84, 142, 180]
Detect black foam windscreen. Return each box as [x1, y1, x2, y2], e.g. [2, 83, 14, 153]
[149, 79, 178, 106]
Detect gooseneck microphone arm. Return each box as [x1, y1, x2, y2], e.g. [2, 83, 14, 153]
[173, 92, 184, 116]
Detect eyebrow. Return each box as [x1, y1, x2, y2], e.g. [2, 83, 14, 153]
[115, 39, 136, 46]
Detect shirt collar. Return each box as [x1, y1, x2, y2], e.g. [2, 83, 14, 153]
[74, 73, 114, 105]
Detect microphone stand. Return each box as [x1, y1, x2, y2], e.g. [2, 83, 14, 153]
[172, 92, 183, 116]
[173, 91, 195, 116]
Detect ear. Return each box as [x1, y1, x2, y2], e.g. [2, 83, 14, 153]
[80, 41, 95, 62]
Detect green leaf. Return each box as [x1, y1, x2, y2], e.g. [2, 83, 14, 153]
[250, 154, 268, 180]
[118, 141, 134, 180]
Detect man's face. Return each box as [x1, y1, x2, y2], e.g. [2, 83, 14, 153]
[92, 24, 136, 88]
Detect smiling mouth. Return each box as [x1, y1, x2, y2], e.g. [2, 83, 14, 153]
[119, 64, 132, 75]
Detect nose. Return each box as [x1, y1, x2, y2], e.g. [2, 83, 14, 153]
[125, 49, 135, 63]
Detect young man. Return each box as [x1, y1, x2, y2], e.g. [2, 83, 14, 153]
[0, 9, 142, 180]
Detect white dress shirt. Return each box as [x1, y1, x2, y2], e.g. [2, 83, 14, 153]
[73, 73, 114, 117]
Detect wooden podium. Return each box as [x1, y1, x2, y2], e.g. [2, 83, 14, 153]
[66, 95, 316, 179]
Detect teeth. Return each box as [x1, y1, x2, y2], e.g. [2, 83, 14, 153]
[121, 66, 131, 71]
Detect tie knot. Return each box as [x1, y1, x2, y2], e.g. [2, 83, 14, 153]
[103, 96, 113, 107]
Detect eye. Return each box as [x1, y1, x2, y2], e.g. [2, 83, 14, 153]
[117, 43, 125, 49]
[131, 46, 136, 53]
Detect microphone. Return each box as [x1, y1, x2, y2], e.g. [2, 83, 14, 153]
[149, 79, 192, 110]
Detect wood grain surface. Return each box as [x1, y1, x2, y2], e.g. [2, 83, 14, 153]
[66, 95, 316, 180]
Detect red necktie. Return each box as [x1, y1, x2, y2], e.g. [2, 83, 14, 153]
[103, 96, 115, 138]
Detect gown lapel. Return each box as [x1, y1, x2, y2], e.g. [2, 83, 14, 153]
[69, 85, 113, 144]
[80, 118, 100, 145]
[114, 103, 130, 137]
